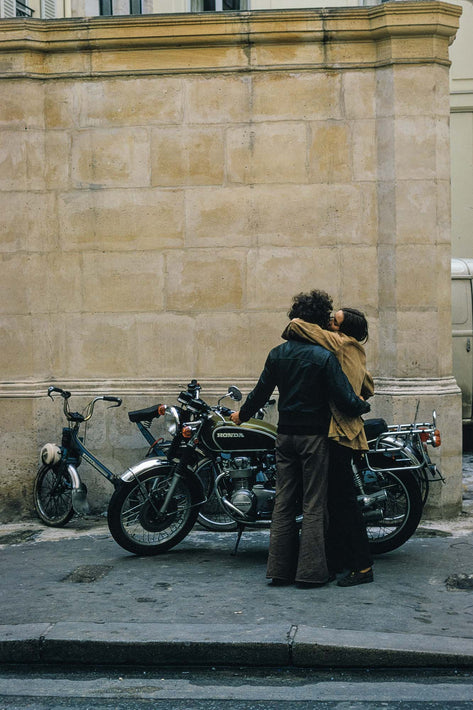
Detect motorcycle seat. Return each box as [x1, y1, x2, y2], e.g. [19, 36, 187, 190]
[128, 405, 162, 423]
[364, 417, 388, 441]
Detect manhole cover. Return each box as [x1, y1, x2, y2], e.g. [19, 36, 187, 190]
[62, 565, 113, 583]
[445, 573, 473, 591]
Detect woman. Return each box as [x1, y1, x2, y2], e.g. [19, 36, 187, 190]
[282, 307, 374, 587]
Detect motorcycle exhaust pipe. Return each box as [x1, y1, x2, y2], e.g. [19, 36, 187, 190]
[215, 471, 253, 522]
[359, 489, 388, 508]
[362, 508, 384, 523]
[219, 495, 253, 522]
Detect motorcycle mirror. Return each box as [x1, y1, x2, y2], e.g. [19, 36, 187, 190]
[432, 410, 437, 427]
[228, 386, 242, 402]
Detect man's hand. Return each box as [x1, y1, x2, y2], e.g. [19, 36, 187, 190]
[230, 411, 242, 425]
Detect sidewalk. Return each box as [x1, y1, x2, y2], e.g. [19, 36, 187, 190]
[1, 507, 473, 668]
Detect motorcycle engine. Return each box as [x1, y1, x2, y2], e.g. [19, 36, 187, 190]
[229, 457, 257, 517]
[222, 453, 277, 521]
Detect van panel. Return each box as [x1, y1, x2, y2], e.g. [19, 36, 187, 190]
[452, 258, 473, 422]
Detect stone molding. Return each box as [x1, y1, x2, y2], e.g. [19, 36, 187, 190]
[0, 2, 461, 78]
[0, 379, 259, 399]
[373, 376, 461, 397]
[0, 376, 460, 399]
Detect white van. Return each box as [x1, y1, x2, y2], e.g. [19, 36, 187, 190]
[452, 258, 473, 422]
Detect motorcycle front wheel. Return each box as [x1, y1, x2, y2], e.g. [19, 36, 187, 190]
[365, 469, 423, 554]
[107, 467, 200, 555]
[195, 459, 238, 532]
[33, 463, 75, 527]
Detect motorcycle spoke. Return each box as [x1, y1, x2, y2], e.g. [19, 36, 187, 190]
[365, 473, 408, 540]
[362, 468, 423, 552]
[120, 478, 192, 544]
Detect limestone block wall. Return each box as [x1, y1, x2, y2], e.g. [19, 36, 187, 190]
[0, 3, 462, 520]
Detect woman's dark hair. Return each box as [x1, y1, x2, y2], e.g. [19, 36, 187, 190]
[288, 290, 333, 328]
[339, 307, 369, 343]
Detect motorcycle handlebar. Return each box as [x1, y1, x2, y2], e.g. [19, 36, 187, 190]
[178, 391, 194, 404]
[178, 390, 210, 413]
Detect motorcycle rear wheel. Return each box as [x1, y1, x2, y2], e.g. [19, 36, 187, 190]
[195, 459, 238, 532]
[365, 469, 423, 554]
[33, 463, 75, 527]
[107, 467, 200, 555]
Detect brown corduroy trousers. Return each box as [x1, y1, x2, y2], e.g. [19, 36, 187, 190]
[266, 433, 329, 584]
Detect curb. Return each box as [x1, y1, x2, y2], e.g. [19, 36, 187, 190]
[1, 623, 472, 668]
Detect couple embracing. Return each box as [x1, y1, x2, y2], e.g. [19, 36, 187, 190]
[230, 289, 374, 589]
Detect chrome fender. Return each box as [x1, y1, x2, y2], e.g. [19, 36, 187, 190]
[119, 457, 168, 484]
[67, 463, 82, 491]
[68, 464, 90, 515]
[118, 457, 205, 499]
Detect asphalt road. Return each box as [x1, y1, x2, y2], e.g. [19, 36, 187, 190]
[1, 666, 473, 709]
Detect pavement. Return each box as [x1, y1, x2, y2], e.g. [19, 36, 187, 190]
[1, 464, 473, 670]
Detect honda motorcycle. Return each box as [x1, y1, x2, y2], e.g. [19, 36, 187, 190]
[107, 380, 444, 556]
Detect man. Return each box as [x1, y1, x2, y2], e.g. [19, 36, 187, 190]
[230, 290, 371, 588]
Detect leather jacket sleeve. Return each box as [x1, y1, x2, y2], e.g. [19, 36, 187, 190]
[239, 355, 276, 423]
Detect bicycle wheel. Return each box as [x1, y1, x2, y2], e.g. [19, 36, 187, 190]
[34, 463, 75, 527]
[195, 459, 237, 532]
[107, 466, 200, 555]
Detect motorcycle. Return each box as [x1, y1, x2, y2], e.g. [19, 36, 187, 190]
[128, 392, 276, 534]
[107, 380, 444, 556]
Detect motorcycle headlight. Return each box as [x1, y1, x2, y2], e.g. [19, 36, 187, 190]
[164, 406, 180, 436]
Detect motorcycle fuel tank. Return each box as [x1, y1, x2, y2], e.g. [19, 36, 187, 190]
[202, 417, 277, 453]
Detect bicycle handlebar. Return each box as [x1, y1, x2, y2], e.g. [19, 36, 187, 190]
[48, 386, 71, 399]
[82, 396, 122, 421]
[103, 396, 122, 405]
[47, 387, 122, 422]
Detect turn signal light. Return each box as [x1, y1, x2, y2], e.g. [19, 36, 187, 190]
[182, 426, 193, 439]
[432, 429, 441, 447]
[158, 404, 166, 416]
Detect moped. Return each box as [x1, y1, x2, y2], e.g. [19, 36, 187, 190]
[34, 387, 123, 526]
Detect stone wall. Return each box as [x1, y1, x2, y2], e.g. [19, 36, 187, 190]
[0, 3, 462, 520]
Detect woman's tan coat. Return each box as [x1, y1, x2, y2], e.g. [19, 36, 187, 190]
[282, 318, 374, 451]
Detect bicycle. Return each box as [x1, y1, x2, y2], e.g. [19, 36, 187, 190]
[34, 386, 123, 526]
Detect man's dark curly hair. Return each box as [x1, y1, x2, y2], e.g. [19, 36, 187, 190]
[288, 290, 333, 328]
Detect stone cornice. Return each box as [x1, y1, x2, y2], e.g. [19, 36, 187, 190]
[372, 376, 461, 396]
[0, 2, 461, 78]
[0, 376, 461, 399]
[0, 378, 260, 399]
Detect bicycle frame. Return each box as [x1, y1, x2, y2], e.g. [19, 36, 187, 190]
[62, 402, 169, 512]
[43, 387, 123, 515]
[61, 423, 117, 486]
[135, 421, 169, 458]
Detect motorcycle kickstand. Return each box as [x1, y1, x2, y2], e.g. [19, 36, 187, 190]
[231, 524, 246, 556]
